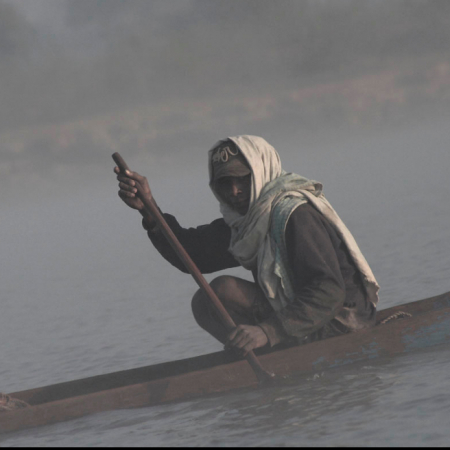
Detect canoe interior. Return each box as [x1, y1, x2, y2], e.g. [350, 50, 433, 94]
[10, 290, 450, 407]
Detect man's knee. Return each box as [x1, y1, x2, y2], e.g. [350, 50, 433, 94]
[190, 286, 229, 343]
[191, 289, 207, 322]
[191, 276, 238, 320]
[209, 275, 238, 304]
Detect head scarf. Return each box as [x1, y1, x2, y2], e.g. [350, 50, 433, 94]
[210, 140, 251, 180]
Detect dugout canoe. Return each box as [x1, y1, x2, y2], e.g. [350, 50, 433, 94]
[1, 290, 450, 434]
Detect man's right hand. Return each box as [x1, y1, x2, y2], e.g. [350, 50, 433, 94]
[114, 166, 153, 212]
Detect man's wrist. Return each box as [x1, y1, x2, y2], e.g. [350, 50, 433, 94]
[140, 211, 158, 233]
[258, 316, 288, 347]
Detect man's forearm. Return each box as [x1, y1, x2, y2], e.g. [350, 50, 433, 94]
[140, 210, 159, 233]
[143, 213, 240, 274]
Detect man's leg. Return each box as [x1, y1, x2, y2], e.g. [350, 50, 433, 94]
[191, 275, 270, 344]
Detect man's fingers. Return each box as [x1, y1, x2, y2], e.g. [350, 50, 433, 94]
[117, 174, 136, 186]
[228, 328, 245, 345]
[117, 178, 146, 195]
[115, 167, 151, 197]
[229, 329, 252, 348]
[228, 328, 239, 341]
[114, 166, 133, 176]
[241, 342, 256, 357]
[115, 168, 139, 180]
[124, 170, 146, 184]
[235, 336, 252, 350]
[225, 326, 268, 357]
[119, 181, 137, 193]
[118, 190, 135, 199]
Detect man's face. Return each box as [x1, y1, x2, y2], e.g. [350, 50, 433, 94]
[215, 174, 252, 215]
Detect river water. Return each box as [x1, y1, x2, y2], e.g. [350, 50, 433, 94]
[1, 121, 450, 446]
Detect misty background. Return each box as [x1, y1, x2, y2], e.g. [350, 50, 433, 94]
[1, 0, 450, 392]
[1, 0, 450, 199]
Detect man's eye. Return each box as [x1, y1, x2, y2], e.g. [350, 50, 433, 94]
[217, 179, 230, 188]
[234, 174, 250, 183]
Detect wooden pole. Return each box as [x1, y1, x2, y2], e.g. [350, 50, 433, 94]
[112, 152, 274, 384]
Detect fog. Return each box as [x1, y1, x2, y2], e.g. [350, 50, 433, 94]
[0, 0, 448, 201]
[1, 0, 449, 315]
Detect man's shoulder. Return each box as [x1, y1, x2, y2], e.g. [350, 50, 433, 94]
[286, 201, 332, 234]
[290, 202, 320, 221]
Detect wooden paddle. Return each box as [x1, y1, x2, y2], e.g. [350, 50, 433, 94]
[112, 152, 275, 385]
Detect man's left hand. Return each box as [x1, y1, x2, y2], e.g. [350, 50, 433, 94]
[225, 325, 268, 357]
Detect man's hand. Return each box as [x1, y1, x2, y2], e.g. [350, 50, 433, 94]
[225, 325, 269, 357]
[114, 166, 153, 212]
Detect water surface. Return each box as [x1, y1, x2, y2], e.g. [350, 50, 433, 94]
[1, 122, 450, 446]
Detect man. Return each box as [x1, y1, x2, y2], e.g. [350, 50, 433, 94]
[114, 135, 379, 357]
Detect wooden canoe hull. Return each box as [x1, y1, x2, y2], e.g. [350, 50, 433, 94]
[1, 291, 450, 434]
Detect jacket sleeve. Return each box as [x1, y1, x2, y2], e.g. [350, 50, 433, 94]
[258, 204, 346, 346]
[143, 213, 240, 274]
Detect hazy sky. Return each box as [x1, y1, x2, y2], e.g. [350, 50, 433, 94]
[1, 0, 449, 204]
